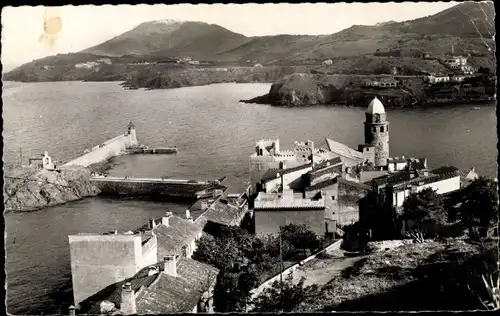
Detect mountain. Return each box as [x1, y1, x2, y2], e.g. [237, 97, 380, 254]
[213, 2, 495, 63]
[4, 2, 495, 83]
[83, 20, 250, 60]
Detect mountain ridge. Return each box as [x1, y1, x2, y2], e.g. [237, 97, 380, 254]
[4, 2, 495, 82]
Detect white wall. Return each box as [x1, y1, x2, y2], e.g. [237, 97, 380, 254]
[393, 176, 460, 207]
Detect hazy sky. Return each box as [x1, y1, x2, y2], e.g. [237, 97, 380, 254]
[2, 2, 459, 70]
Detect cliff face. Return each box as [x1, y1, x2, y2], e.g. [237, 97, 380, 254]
[4, 165, 100, 212]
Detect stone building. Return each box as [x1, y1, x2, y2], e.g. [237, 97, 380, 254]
[69, 212, 208, 311]
[369, 165, 461, 238]
[363, 97, 390, 167]
[82, 256, 219, 314]
[68, 231, 158, 309]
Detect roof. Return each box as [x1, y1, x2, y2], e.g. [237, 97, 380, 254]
[136, 216, 203, 257]
[371, 166, 460, 188]
[338, 178, 372, 191]
[325, 138, 364, 162]
[260, 163, 312, 182]
[136, 258, 219, 313]
[219, 174, 250, 197]
[198, 200, 244, 226]
[305, 177, 338, 191]
[85, 258, 219, 314]
[388, 157, 407, 164]
[367, 97, 385, 114]
[312, 156, 343, 171]
[254, 191, 325, 210]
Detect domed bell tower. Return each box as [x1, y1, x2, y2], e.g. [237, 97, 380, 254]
[364, 97, 389, 167]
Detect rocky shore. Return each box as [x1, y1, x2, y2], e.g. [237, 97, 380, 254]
[241, 73, 496, 108]
[4, 165, 101, 213]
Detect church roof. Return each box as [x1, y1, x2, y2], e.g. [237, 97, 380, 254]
[325, 138, 364, 163]
[367, 97, 385, 114]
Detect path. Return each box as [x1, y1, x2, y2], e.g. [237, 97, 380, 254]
[292, 254, 367, 286]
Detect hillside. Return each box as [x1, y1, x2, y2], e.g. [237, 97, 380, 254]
[84, 20, 250, 60]
[4, 2, 495, 83]
[295, 239, 498, 312]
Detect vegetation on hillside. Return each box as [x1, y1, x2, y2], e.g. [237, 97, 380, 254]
[192, 224, 323, 312]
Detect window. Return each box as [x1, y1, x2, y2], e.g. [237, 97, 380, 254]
[387, 126, 389, 132]
[372, 126, 376, 132]
[380, 126, 385, 133]
[331, 196, 335, 200]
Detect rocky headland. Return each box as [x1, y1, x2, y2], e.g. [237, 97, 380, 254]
[241, 72, 496, 108]
[4, 165, 101, 213]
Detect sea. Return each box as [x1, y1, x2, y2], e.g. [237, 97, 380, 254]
[3, 81, 497, 314]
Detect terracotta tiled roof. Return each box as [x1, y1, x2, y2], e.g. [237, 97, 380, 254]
[312, 157, 343, 171]
[136, 216, 203, 258]
[219, 174, 250, 197]
[338, 178, 372, 190]
[305, 177, 338, 191]
[260, 163, 312, 182]
[372, 166, 460, 188]
[199, 200, 244, 226]
[86, 258, 219, 314]
[136, 258, 219, 313]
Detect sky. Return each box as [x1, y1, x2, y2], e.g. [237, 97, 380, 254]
[1, 2, 459, 71]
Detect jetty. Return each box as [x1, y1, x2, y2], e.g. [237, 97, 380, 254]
[125, 146, 178, 154]
[90, 175, 216, 200]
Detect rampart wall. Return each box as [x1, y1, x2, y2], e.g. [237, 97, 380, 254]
[91, 178, 211, 199]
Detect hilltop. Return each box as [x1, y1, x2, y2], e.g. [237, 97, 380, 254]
[3, 2, 495, 84]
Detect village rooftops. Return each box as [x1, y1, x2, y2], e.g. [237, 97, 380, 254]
[371, 166, 460, 188]
[83, 257, 219, 314]
[135, 214, 203, 258]
[312, 156, 343, 171]
[218, 174, 250, 198]
[196, 199, 245, 227]
[254, 190, 325, 210]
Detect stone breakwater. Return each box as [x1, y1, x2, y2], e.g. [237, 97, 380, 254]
[4, 165, 101, 213]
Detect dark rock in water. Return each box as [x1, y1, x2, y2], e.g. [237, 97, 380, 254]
[4, 165, 101, 212]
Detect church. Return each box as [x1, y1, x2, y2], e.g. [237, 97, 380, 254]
[249, 97, 467, 239]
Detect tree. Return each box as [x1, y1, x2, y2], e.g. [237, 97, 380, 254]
[280, 224, 321, 257]
[250, 273, 316, 312]
[459, 177, 498, 239]
[478, 66, 491, 75]
[402, 188, 447, 236]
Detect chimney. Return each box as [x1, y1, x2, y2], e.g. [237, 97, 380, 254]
[148, 218, 156, 229]
[185, 209, 191, 220]
[163, 255, 177, 277]
[162, 212, 173, 227]
[148, 265, 159, 276]
[201, 201, 208, 211]
[68, 305, 76, 316]
[120, 282, 136, 315]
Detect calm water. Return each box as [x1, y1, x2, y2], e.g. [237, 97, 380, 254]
[3, 81, 497, 314]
